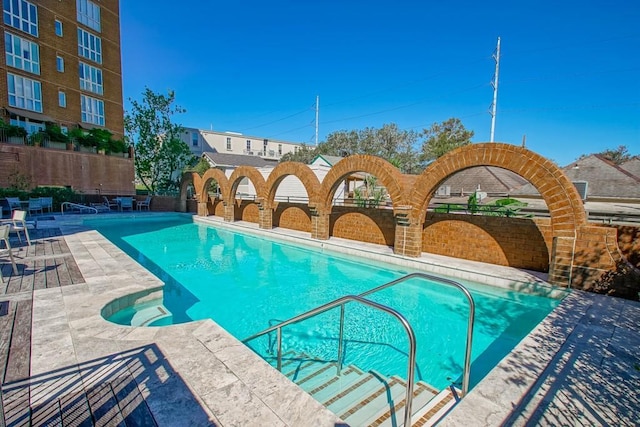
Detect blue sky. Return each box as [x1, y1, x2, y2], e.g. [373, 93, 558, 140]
[120, 1, 639, 166]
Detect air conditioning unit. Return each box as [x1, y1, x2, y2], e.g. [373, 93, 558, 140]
[436, 185, 451, 197]
[572, 181, 588, 201]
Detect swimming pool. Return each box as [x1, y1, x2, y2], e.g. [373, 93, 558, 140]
[89, 214, 563, 391]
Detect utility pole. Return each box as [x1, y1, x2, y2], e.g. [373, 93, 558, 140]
[489, 37, 501, 142]
[315, 95, 319, 146]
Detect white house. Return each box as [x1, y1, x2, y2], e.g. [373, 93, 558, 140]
[182, 128, 304, 160]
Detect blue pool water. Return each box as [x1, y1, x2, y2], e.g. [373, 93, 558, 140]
[89, 214, 563, 390]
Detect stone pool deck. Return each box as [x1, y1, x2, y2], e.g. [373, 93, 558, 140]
[1, 213, 639, 426]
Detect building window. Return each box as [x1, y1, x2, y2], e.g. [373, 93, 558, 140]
[77, 28, 102, 63]
[7, 72, 42, 112]
[76, 0, 100, 32]
[191, 131, 198, 147]
[56, 55, 64, 72]
[226, 137, 231, 150]
[4, 32, 40, 74]
[54, 19, 63, 36]
[80, 94, 104, 126]
[58, 90, 66, 107]
[278, 144, 282, 155]
[61, 125, 68, 134]
[246, 139, 251, 151]
[263, 139, 268, 154]
[3, 0, 38, 37]
[78, 61, 102, 94]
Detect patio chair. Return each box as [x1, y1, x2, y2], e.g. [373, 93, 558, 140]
[40, 197, 53, 213]
[2, 210, 32, 246]
[28, 198, 43, 215]
[119, 197, 133, 211]
[6, 197, 22, 213]
[0, 224, 19, 281]
[103, 196, 118, 211]
[137, 195, 152, 211]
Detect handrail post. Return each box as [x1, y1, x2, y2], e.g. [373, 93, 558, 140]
[337, 303, 345, 374]
[277, 328, 282, 371]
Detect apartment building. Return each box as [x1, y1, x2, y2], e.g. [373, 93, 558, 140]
[182, 127, 304, 161]
[0, 0, 123, 138]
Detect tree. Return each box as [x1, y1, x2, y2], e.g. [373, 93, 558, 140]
[597, 145, 634, 165]
[419, 118, 474, 163]
[125, 88, 196, 194]
[280, 144, 318, 164]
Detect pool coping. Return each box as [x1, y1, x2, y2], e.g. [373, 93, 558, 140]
[31, 212, 639, 425]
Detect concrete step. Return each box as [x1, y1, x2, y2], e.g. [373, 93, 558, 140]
[342, 373, 408, 427]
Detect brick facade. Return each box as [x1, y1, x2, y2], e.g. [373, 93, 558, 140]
[1, 0, 124, 138]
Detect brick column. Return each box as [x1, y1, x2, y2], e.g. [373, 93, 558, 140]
[309, 206, 330, 240]
[223, 201, 234, 222]
[257, 198, 273, 229]
[393, 206, 422, 257]
[196, 201, 208, 216]
[548, 235, 574, 287]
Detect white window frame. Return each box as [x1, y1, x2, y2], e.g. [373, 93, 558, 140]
[4, 31, 39, 74]
[191, 131, 198, 147]
[76, 0, 100, 32]
[54, 19, 63, 37]
[246, 139, 251, 151]
[78, 61, 103, 94]
[77, 27, 102, 63]
[56, 55, 64, 72]
[226, 137, 231, 150]
[80, 94, 104, 126]
[3, 0, 38, 37]
[7, 72, 42, 112]
[58, 90, 66, 107]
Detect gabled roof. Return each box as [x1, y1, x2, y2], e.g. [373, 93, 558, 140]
[202, 152, 279, 168]
[439, 166, 529, 195]
[512, 154, 640, 199]
[311, 154, 343, 167]
[620, 158, 640, 178]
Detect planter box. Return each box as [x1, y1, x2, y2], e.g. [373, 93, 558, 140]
[46, 141, 67, 150]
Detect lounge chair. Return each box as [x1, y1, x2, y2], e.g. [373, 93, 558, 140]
[119, 197, 133, 211]
[103, 196, 118, 211]
[28, 198, 43, 215]
[40, 197, 53, 213]
[137, 195, 152, 211]
[0, 224, 19, 281]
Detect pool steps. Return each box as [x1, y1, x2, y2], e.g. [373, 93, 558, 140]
[274, 351, 458, 426]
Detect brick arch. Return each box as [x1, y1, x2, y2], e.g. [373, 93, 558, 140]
[228, 166, 267, 201]
[318, 155, 407, 213]
[198, 168, 230, 204]
[264, 162, 322, 206]
[409, 143, 587, 231]
[178, 172, 200, 212]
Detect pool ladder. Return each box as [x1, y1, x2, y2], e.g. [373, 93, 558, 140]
[243, 272, 476, 427]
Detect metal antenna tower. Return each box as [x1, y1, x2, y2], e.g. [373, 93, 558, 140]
[315, 95, 319, 146]
[489, 37, 501, 142]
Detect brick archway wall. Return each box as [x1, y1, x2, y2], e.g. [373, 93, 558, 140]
[318, 154, 407, 213]
[199, 168, 230, 204]
[178, 172, 199, 213]
[410, 143, 587, 231]
[265, 162, 321, 206]
[228, 166, 267, 201]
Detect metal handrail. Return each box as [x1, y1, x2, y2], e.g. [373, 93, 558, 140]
[358, 272, 475, 397]
[243, 294, 417, 427]
[61, 202, 98, 215]
[243, 272, 475, 426]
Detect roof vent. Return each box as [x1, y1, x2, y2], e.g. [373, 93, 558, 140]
[572, 181, 588, 201]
